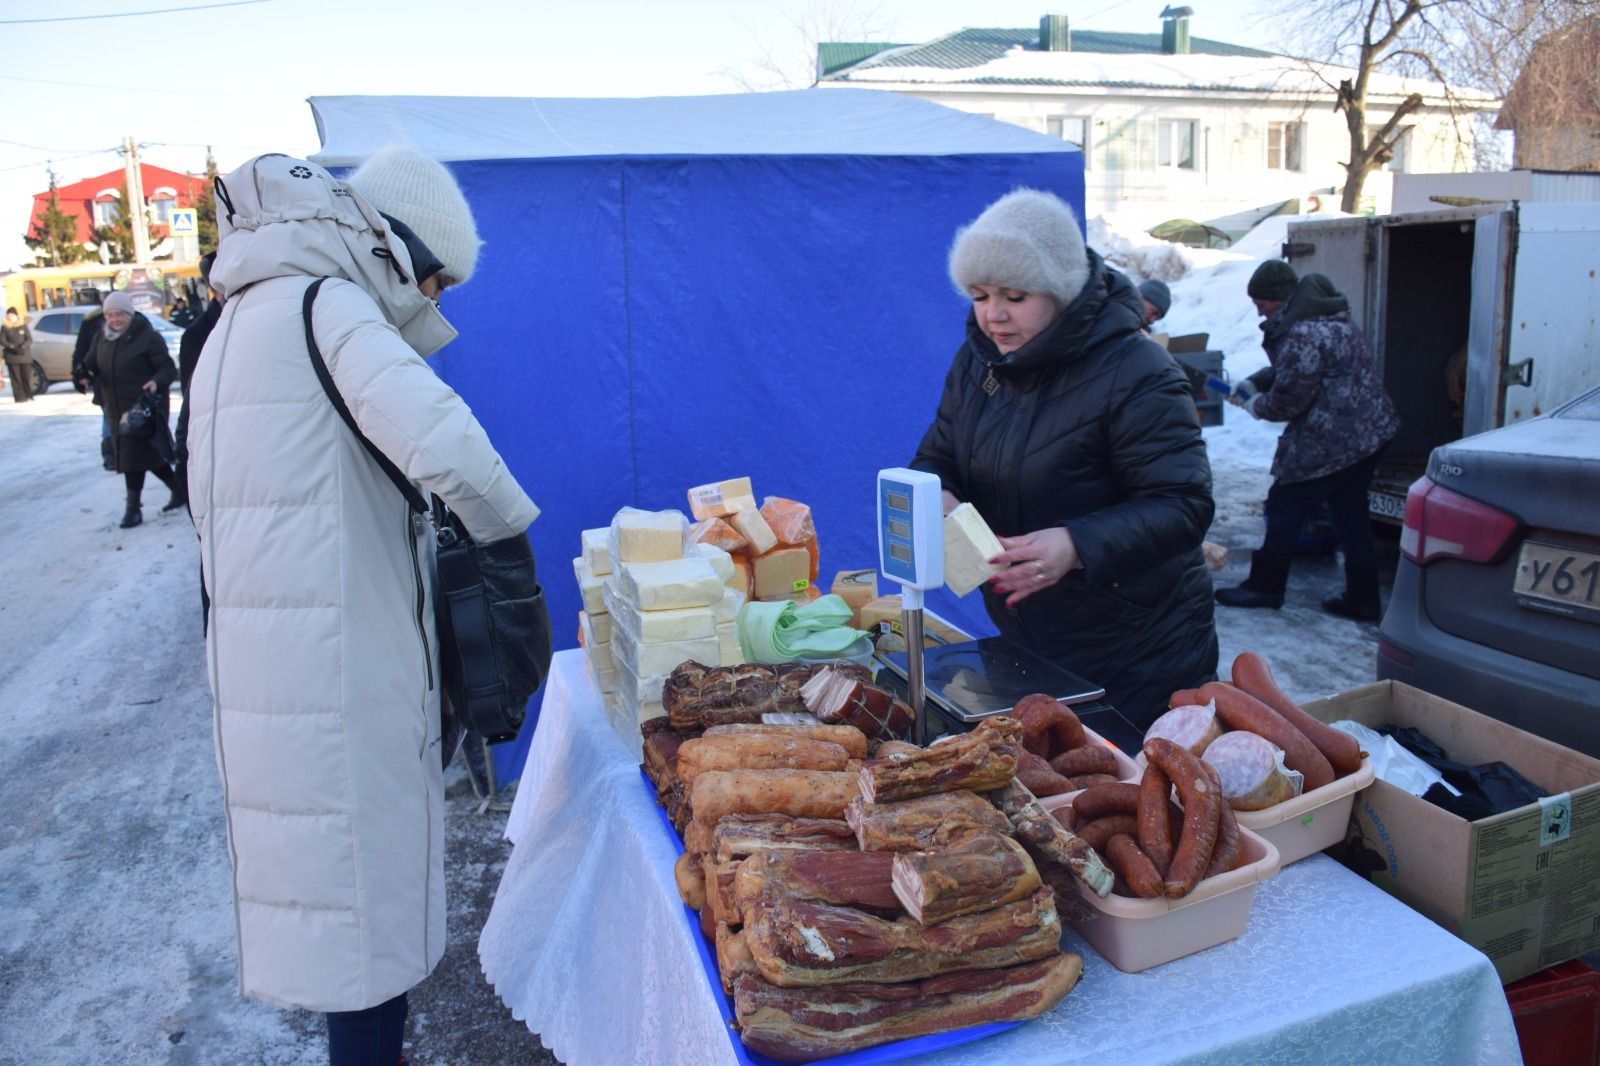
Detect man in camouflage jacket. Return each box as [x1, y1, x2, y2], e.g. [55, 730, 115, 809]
[1215, 265, 1399, 620]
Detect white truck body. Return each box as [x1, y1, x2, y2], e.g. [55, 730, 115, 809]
[1282, 203, 1600, 520]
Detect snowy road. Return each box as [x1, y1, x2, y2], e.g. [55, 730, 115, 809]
[0, 342, 1389, 1063]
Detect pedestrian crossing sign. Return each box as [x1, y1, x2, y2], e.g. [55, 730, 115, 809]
[169, 209, 197, 236]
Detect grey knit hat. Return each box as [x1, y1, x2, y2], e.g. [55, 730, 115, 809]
[948, 188, 1089, 305]
[348, 147, 482, 285]
[1139, 279, 1172, 318]
[1248, 260, 1297, 301]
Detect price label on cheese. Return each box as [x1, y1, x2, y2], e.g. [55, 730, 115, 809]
[792, 578, 810, 592]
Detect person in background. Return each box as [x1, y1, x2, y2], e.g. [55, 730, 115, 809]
[911, 188, 1217, 730]
[86, 291, 183, 528]
[189, 150, 538, 1066]
[1138, 279, 1171, 329]
[2, 308, 34, 403]
[1216, 261, 1399, 620]
[169, 297, 196, 329]
[173, 251, 219, 508]
[71, 305, 114, 470]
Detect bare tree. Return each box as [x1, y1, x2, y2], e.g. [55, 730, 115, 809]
[718, 0, 897, 92]
[1276, 0, 1600, 211]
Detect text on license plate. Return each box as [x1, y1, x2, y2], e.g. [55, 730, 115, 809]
[1368, 490, 1406, 520]
[1514, 542, 1600, 617]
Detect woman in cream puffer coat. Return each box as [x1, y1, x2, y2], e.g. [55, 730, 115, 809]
[187, 152, 538, 1040]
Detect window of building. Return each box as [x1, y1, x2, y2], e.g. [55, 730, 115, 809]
[92, 193, 120, 228]
[1098, 118, 1157, 171]
[1367, 125, 1412, 171]
[1047, 116, 1089, 148]
[149, 188, 177, 223]
[1267, 121, 1304, 171]
[1157, 119, 1197, 169]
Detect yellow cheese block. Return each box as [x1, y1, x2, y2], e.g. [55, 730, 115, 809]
[729, 506, 778, 556]
[859, 595, 903, 636]
[616, 555, 725, 611]
[753, 547, 812, 600]
[581, 527, 613, 576]
[603, 581, 717, 642]
[573, 557, 606, 616]
[686, 476, 755, 521]
[943, 502, 1005, 597]
[691, 542, 736, 584]
[614, 508, 686, 563]
[830, 569, 879, 628]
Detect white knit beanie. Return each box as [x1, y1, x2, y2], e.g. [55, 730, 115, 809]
[948, 188, 1089, 306]
[348, 146, 481, 285]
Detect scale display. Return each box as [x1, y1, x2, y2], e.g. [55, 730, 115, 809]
[876, 468, 943, 591]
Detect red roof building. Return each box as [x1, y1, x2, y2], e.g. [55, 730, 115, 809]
[28, 163, 206, 244]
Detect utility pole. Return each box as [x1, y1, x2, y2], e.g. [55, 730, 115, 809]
[122, 135, 151, 263]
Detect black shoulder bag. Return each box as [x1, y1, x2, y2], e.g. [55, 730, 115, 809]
[300, 278, 553, 766]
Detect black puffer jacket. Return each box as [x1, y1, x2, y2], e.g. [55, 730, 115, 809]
[90, 312, 177, 473]
[912, 254, 1218, 728]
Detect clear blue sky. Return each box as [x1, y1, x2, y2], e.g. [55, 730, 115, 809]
[1, 0, 1279, 268]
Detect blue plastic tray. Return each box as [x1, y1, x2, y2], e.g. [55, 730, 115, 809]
[641, 771, 1021, 1065]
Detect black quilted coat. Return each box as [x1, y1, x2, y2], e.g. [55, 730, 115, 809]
[912, 253, 1218, 729]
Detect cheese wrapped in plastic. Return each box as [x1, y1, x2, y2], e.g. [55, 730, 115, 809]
[689, 516, 749, 555]
[761, 496, 820, 581]
[609, 506, 689, 565]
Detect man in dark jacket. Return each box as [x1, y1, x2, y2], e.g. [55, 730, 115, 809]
[2, 308, 33, 403]
[1216, 262, 1400, 620]
[912, 188, 1217, 730]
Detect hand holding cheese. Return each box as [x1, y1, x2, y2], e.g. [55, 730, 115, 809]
[987, 527, 1082, 609]
[943, 503, 1006, 597]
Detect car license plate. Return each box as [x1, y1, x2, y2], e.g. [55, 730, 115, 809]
[1514, 542, 1600, 621]
[1368, 490, 1406, 521]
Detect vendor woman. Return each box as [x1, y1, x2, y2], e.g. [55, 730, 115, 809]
[910, 188, 1218, 729]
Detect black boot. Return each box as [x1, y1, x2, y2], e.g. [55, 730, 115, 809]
[1323, 564, 1382, 621]
[1215, 551, 1291, 608]
[161, 484, 187, 512]
[119, 501, 143, 529]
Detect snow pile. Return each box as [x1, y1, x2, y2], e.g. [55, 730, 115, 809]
[1088, 213, 1193, 283]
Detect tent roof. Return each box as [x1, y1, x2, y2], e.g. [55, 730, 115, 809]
[309, 89, 1081, 166]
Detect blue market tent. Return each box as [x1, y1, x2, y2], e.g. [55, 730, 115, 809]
[309, 90, 1085, 780]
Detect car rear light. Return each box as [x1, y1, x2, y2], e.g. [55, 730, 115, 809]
[1377, 637, 1416, 667]
[1399, 476, 1520, 566]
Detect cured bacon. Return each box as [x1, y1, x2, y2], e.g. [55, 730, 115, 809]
[665, 661, 868, 731]
[710, 814, 858, 865]
[992, 781, 1114, 898]
[845, 791, 1012, 853]
[742, 887, 1060, 987]
[732, 954, 1083, 1063]
[890, 833, 1041, 925]
[858, 717, 1022, 804]
[800, 667, 915, 741]
[732, 849, 901, 922]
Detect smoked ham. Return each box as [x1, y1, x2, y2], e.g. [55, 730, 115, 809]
[992, 781, 1114, 898]
[732, 954, 1084, 1063]
[665, 661, 865, 730]
[689, 769, 857, 828]
[710, 814, 859, 865]
[890, 832, 1041, 925]
[742, 887, 1061, 987]
[845, 791, 1012, 852]
[857, 717, 1022, 803]
[732, 849, 901, 921]
[800, 667, 915, 741]
[703, 722, 870, 759]
[675, 734, 851, 786]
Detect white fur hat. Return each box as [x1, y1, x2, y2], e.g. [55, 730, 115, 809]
[948, 188, 1088, 306]
[348, 146, 482, 285]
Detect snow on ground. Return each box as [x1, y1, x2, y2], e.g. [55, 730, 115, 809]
[0, 219, 1388, 1061]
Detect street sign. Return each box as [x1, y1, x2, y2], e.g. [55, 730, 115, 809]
[169, 209, 197, 236]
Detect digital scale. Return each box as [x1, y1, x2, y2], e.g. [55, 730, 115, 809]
[876, 638, 1105, 722]
[876, 468, 944, 744]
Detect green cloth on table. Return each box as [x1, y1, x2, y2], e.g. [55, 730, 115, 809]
[738, 594, 869, 663]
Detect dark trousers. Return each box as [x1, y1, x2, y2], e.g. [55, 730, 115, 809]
[1261, 454, 1380, 570]
[124, 466, 177, 502]
[327, 991, 408, 1066]
[5, 360, 32, 402]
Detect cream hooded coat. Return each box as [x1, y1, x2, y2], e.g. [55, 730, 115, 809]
[188, 155, 539, 1012]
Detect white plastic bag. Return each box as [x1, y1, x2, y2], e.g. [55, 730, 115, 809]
[1328, 720, 1461, 797]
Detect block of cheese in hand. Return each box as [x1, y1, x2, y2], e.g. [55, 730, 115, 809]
[603, 581, 717, 642]
[574, 557, 606, 616]
[581, 527, 613, 576]
[717, 621, 743, 666]
[612, 621, 721, 679]
[617, 555, 725, 611]
[692, 542, 736, 585]
[728, 506, 778, 557]
[754, 547, 812, 601]
[943, 503, 1006, 597]
[615, 509, 686, 563]
[687, 477, 756, 521]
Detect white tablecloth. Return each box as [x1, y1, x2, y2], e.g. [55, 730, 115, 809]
[480, 651, 1522, 1066]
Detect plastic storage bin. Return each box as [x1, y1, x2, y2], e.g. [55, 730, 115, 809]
[1041, 799, 1282, 972]
[1233, 755, 1375, 866]
[1505, 959, 1600, 1066]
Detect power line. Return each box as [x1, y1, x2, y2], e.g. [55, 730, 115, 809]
[0, 148, 121, 174]
[0, 0, 271, 25]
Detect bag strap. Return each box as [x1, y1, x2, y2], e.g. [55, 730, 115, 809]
[301, 278, 428, 516]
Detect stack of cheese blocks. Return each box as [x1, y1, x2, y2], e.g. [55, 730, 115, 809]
[575, 529, 618, 696]
[685, 476, 819, 604]
[587, 507, 747, 726]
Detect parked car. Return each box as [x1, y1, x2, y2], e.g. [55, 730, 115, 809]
[26, 306, 184, 393]
[1379, 385, 1600, 758]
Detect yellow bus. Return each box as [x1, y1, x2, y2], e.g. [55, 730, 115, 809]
[1, 260, 203, 317]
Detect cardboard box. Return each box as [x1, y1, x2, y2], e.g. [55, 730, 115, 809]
[1304, 681, 1600, 984]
